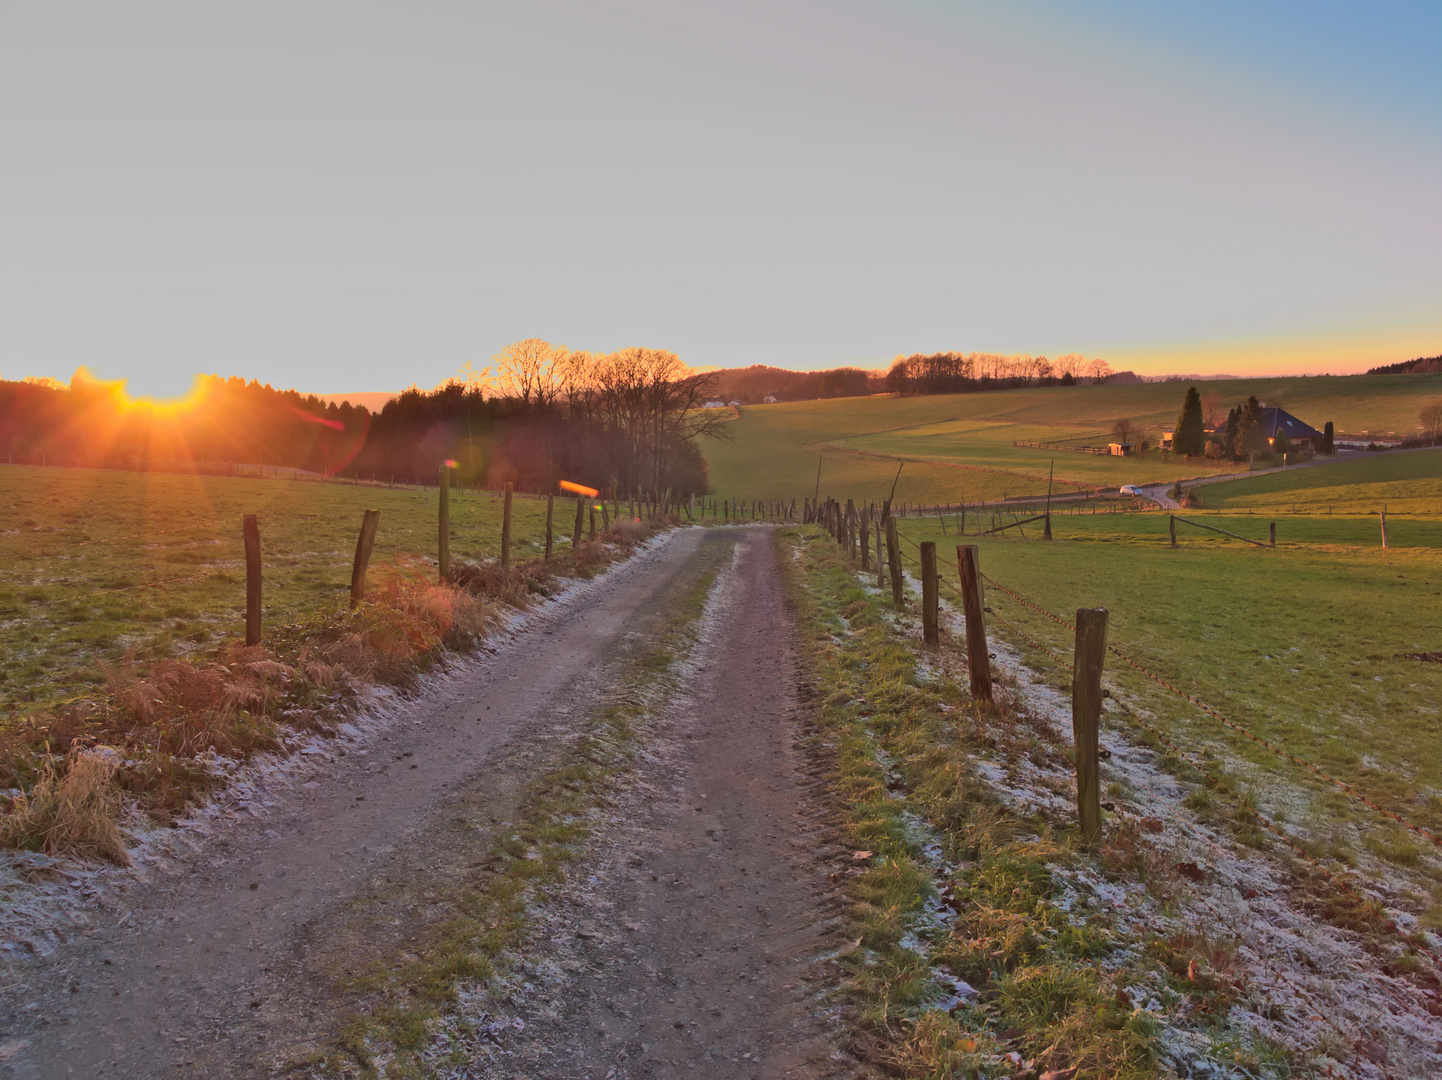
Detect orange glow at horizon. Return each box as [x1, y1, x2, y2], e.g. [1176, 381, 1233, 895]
[72, 366, 209, 416]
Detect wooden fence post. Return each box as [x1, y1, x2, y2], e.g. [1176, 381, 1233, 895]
[438, 464, 450, 580]
[955, 546, 992, 703]
[884, 516, 904, 608]
[1380, 506, 1388, 548]
[1169, 514, 1176, 548]
[875, 519, 886, 589]
[1072, 607, 1109, 847]
[243, 514, 262, 646]
[920, 541, 939, 644]
[349, 509, 380, 608]
[589, 503, 597, 540]
[545, 494, 554, 559]
[860, 508, 871, 571]
[846, 499, 855, 558]
[1269, 521, 1276, 547]
[501, 482, 513, 570]
[572, 495, 585, 551]
[601, 499, 610, 531]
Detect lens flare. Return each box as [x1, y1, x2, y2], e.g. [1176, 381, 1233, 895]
[559, 480, 599, 497]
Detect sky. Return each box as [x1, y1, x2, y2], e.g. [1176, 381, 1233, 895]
[0, 0, 1438, 400]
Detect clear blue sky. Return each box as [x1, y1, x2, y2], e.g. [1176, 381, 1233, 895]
[1, 0, 1437, 398]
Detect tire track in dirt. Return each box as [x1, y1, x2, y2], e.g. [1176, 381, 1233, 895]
[455, 527, 862, 1080]
[1, 528, 795, 1079]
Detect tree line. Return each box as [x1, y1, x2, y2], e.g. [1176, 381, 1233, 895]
[884, 352, 1112, 395]
[0, 343, 727, 497]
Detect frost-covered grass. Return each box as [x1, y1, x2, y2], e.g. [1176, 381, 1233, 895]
[891, 513, 1442, 915]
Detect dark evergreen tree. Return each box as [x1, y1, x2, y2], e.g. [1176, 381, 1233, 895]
[1223, 407, 1242, 460]
[1322, 421, 1335, 455]
[1172, 386, 1205, 457]
[1239, 395, 1267, 457]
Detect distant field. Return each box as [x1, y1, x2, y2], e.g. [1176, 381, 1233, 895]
[889, 510, 1442, 897]
[703, 373, 1442, 502]
[1197, 447, 1442, 516]
[0, 466, 555, 716]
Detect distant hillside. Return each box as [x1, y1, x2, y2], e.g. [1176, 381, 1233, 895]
[1367, 354, 1442, 375]
[707, 364, 883, 403]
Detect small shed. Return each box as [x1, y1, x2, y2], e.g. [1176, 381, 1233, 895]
[1108, 442, 1135, 456]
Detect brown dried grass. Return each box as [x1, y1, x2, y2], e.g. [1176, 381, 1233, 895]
[0, 748, 129, 864]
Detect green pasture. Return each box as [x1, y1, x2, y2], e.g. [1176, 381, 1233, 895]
[0, 465, 556, 715]
[703, 373, 1442, 502]
[890, 511, 1442, 891]
[1197, 447, 1442, 516]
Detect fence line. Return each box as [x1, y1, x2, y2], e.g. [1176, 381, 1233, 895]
[979, 573, 1442, 850]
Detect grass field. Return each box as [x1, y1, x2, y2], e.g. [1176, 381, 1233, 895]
[888, 509, 1442, 907]
[0, 465, 559, 716]
[1197, 447, 1442, 516]
[703, 374, 1442, 503]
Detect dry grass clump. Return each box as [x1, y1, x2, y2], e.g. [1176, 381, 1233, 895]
[0, 747, 129, 864]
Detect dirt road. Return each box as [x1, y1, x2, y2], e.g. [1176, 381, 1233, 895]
[0, 527, 856, 1079]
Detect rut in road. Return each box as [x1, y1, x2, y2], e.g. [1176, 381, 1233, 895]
[457, 527, 860, 1079]
[0, 526, 859, 1079]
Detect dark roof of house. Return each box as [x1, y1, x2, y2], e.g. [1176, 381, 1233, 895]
[1209, 406, 1323, 441]
[1260, 407, 1323, 441]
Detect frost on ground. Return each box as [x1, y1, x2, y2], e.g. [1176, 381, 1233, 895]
[0, 539, 672, 974]
[886, 569, 1442, 1079]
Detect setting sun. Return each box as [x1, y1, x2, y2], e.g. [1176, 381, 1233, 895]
[72, 366, 208, 415]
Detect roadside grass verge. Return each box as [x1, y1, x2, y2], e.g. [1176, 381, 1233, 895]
[0, 464, 562, 718]
[0, 512, 677, 863]
[888, 514, 1442, 930]
[779, 526, 1290, 1079]
[313, 538, 729, 1078]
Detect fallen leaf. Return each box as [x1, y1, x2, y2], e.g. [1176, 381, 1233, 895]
[1040, 1070, 1078, 1080]
[1356, 1039, 1388, 1065]
[1187, 960, 1201, 983]
[851, 850, 874, 861]
[1175, 860, 1206, 882]
[1140, 817, 1164, 833]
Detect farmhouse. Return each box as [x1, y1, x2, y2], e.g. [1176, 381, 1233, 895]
[1206, 407, 1324, 449]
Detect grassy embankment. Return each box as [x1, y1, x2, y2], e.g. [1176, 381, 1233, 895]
[781, 526, 1291, 1079]
[0, 463, 663, 853]
[703, 373, 1442, 504]
[885, 480, 1442, 924]
[0, 465, 556, 716]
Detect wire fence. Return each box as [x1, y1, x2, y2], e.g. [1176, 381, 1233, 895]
[882, 525, 1442, 968]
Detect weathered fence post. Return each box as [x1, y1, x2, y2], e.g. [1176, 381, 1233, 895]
[1169, 514, 1176, 548]
[884, 516, 904, 608]
[545, 494, 555, 559]
[243, 513, 262, 646]
[955, 546, 992, 703]
[1269, 521, 1276, 547]
[1380, 505, 1389, 549]
[846, 499, 855, 559]
[572, 494, 585, 551]
[438, 464, 451, 580]
[1072, 607, 1109, 847]
[875, 519, 886, 589]
[601, 499, 610, 531]
[349, 509, 380, 608]
[920, 541, 939, 644]
[589, 502, 597, 540]
[860, 508, 871, 571]
[501, 482, 514, 570]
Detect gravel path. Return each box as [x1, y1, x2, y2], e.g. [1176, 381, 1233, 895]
[0, 526, 857, 1079]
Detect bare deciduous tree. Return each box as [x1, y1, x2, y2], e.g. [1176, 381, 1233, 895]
[492, 339, 572, 410]
[1419, 400, 1442, 443]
